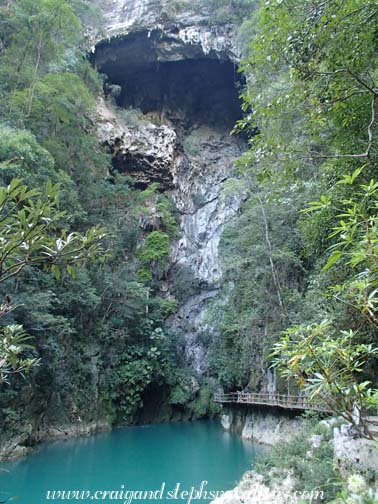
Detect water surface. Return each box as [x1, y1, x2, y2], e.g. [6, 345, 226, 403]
[0, 421, 259, 504]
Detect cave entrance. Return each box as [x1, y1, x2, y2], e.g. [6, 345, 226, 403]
[95, 34, 244, 130]
[115, 59, 243, 129]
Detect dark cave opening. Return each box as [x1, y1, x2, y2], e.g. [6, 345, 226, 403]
[114, 59, 243, 129]
[95, 34, 244, 129]
[93, 33, 247, 189]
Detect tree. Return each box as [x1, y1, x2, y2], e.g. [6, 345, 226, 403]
[307, 169, 378, 327]
[0, 0, 207, 430]
[207, 181, 306, 391]
[0, 0, 81, 115]
[0, 177, 107, 382]
[270, 168, 378, 438]
[204, 0, 378, 411]
[271, 321, 378, 439]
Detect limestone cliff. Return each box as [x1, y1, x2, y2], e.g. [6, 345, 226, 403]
[94, 0, 246, 373]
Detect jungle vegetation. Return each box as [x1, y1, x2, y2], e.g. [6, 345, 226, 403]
[208, 0, 378, 434]
[0, 0, 217, 440]
[1, 0, 378, 489]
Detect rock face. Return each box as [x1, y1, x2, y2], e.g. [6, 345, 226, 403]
[220, 406, 304, 445]
[94, 0, 246, 373]
[333, 424, 378, 472]
[95, 0, 240, 58]
[0, 420, 111, 461]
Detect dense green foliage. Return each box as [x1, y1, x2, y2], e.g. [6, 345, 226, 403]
[2, 0, 378, 493]
[189, 0, 378, 498]
[209, 0, 378, 405]
[0, 177, 106, 382]
[0, 0, 216, 441]
[256, 418, 339, 502]
[208, 181, 306, 389]
[272, 322, 378, 438]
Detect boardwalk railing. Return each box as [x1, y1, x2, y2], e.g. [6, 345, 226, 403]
[214, 392, 332, 413]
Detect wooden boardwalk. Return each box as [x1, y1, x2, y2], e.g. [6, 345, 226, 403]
[214, 392, 332, 413]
